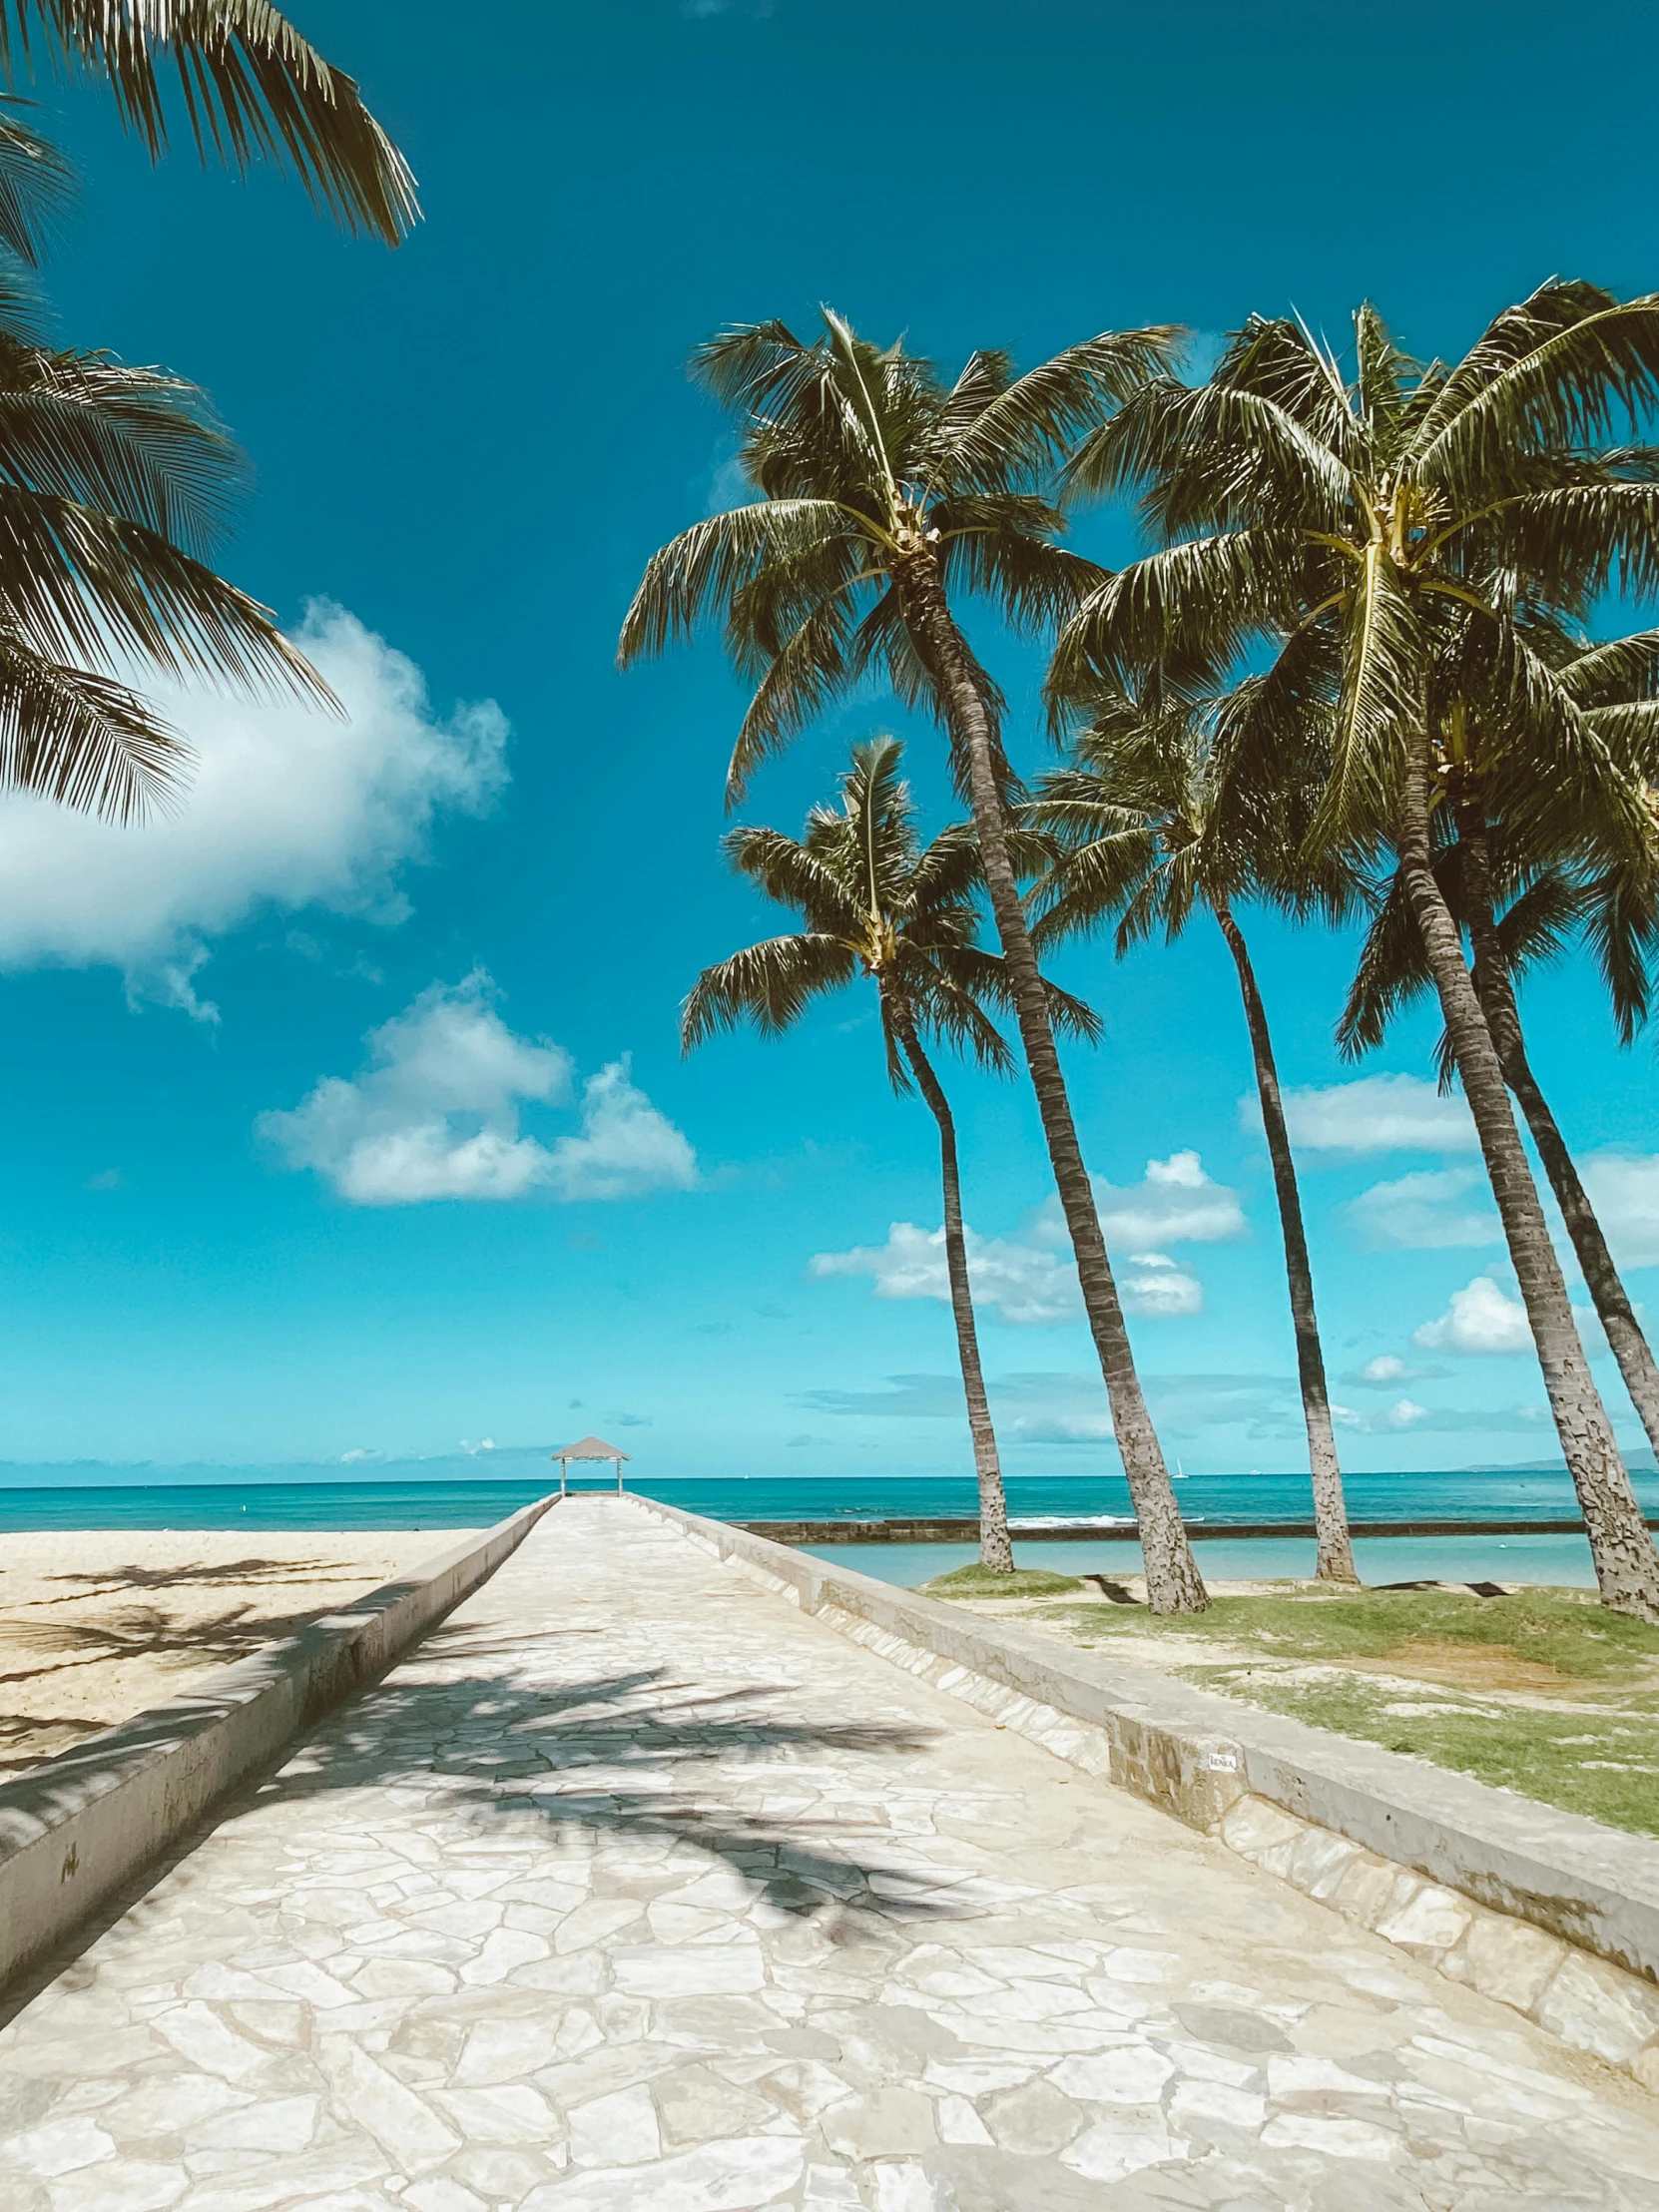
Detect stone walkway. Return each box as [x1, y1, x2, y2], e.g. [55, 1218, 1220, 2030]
[2, 1499, 1658, 2212]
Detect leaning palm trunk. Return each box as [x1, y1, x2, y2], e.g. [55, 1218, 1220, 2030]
[1455, 820, 1659, 1462]
[894, 546, 1208, 1612]
[1398, 741, 1659, 1620]
[1211, 898, 1357, 1583]
[895, 1016, 1013, 1572]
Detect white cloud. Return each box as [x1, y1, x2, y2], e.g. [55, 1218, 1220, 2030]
[811, 1224, 1209, 1327]
[1086, 1150, 1249, 1248]
[1343, 1353, 1444, 1386]
[0, 603, 507, 1017]
[1253, 1073, 1478, 1155]
[260, 971, 696, 1207]
[1580, 1152, 1659, 1270]
[549, 1061, 701, 1201]
[1413, 1275, 1532, 1355]
[1412, 1270, 1613, 1360]
[810, 1221, 1079, 1326]
[1344, 1167, 1501, 1250]
[809, 1153, 1238, 1327]
[1120, 1251, 1204, 1317]
[1332, 1390, 1548, 1434]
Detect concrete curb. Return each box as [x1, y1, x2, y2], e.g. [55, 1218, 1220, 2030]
[631, 1494, 1659, 2089]
[0, 1491, 560, 1994]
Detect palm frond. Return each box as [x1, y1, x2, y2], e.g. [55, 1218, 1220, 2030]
[0, 343, 246, 556]
[0, 94, 72, 266]
[1411, 282, 1659, 496]
[1581, 860, 1657, 1044]
[681, 932, 857, 1049]
[1336, 863, 1435, 1058]
[0, 638, 188, 821]
[938, 324, 1182, 497]
[1556, 627, 1659, 706]
[1048, 526, 1308, 707]
[617, 499, 855, 664]
[1, 0, 418, 242]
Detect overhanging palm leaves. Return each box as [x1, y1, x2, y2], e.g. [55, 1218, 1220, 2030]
[0, 278, 332, 823]
[0, 1, 416, 248]
[1057, 283, 1659, 1618]
[622, 311, 1160, 801]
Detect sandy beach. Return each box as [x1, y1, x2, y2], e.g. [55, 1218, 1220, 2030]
[0, 1528, 479, 1777]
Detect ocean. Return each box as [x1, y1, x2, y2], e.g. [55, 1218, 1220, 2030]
[0, 1462, 1651, 1588]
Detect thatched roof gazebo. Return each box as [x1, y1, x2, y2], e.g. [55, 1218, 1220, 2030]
[550, 1434, 631, 1494]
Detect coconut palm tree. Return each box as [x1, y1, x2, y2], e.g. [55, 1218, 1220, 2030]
[0, 3, 416, 252]
[620, 308, 1213, 1613]
[1054, 285, 1659, 1619]
[0, 274, 329, 823]
[1027, 686, 1359, 1582]
[682, 735, 1101, 1573]
[1341, 614, 1659, 1461]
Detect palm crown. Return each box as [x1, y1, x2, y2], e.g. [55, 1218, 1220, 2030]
[682, 735, 1097, 1073]
[620, 309, 1177, 801]
[1053, 284, 1659, 865]
[1340, 611, 1659, 1058]
[1026, 681, 1355, 955]
[1053, 281, 1659, 1618]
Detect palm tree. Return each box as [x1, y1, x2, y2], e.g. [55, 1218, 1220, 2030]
[0, 3, 416, 252]
[1027, 687, 1359, 1582]
[620, 309, 1213, 1613]
[1341, 615, 1659, 1461]
[682, 735, 1101, 1573]
[1055, 285, 1659, 1619]
[0, 275, 330, 823]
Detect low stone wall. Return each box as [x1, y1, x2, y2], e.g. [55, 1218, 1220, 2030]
[632, 1494, 1659, 2091]
[0, 1493, 559, 1994]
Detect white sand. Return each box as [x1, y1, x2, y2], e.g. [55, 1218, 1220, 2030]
[0, 1527, 480, 1775]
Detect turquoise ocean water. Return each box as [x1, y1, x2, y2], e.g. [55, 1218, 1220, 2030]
[1, 1455, 1652, 1588]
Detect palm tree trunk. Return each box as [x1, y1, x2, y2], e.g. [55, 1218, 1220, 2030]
[1398, 742, 1659, 1619]
[893, 1015, 1014, 1572]
[1455, 815, 1659, 1463]
[894, 546, 1208, 1612]
[1211, 897, 1357, 1583]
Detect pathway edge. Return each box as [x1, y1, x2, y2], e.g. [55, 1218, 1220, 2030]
[0, 1492, 561, 1993]
[631, 1494, 1659, 2089]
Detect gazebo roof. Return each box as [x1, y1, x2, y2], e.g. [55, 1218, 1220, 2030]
[550, 1434, 632, 1461]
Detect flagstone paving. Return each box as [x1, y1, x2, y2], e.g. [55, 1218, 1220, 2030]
[2, 1497, 1658, 2211]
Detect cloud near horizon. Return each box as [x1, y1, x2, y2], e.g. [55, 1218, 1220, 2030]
[0, 603, 507, 1020]
[261, 971, 697, 1206]
[803, 1365, 1557, 1447]
[809, 1151, 1242, 1326]
[800, 1368, 1308, 1445]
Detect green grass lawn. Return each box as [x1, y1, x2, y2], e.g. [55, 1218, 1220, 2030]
[1204, 1672, 1659, 1837]
[1040, 1584, 1659, 1680]
[916, 1574, 1659, 1838]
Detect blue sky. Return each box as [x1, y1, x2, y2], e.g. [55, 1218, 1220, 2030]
[4, 0, 1659, 1483]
